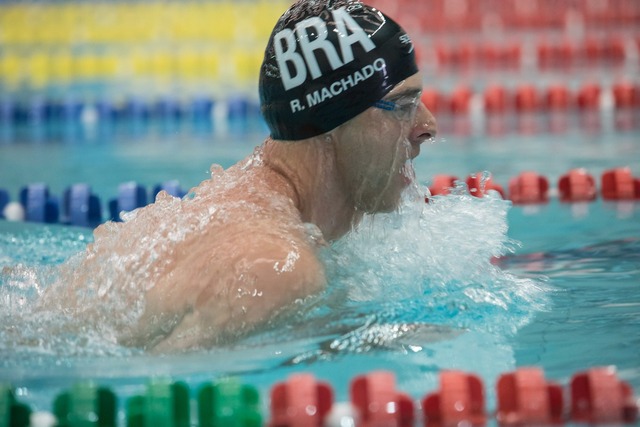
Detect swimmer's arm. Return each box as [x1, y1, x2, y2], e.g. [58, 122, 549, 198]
[151, 234, 326, 352]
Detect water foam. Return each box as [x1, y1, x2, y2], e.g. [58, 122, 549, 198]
[0, 174, 549, 362]
[321, 181, 550, 336]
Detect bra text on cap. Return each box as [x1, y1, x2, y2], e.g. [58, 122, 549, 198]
[274, 7, 377, 91]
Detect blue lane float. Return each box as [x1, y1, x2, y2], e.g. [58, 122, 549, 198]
[152, 180, 187, 200]
[62, 184, 103, 228]
[1, 181, 188, 226]
[109, 182, 148, 222]
[0, 188, 9, 219]
[19, 183, 59, 224]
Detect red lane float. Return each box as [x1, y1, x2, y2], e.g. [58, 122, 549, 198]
[422, 89, 446, 115]
[571, 367, 639, 424]
[422, 370, 486, 427]
[466, 173, 505, 198]
[429, 168, 639, 203]
[508, 172, 549, 204]
[496, 367, 563, 425]
[558, 168, 597, 202]
[269, 374, 333, 427]
[351, 371, 415, 427]
[449, 85, 473, 114]
[601, 167, 640, 200]
[428, 175, 459, 197]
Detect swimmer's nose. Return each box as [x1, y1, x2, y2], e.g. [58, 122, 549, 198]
[409, 102, 437, 147]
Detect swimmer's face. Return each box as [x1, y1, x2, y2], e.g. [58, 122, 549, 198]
[332, 73, 437, 213]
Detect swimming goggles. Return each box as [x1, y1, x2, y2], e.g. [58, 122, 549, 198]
[373, 94, 422, 121]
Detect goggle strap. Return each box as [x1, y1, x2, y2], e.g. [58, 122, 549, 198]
[373, 100, 396, 111]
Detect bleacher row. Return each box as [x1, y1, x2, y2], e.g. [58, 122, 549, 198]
[0, 0, 638, 93]
[1, 33, 638, 88]
[0, 1, 289, 46]
[425, 35, 640, 70]
[1, 367, 638, 427]
[367, 0, 640, 31]
[0, 0, 287, 91]
[1, 167, 638, 227]
[0, 46, 265, 87]
[1, 0, 637, 47]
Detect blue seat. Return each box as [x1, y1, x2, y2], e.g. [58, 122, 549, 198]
[190, 97, 214, 120]
[123, 97, 151, 121]
[154, 97, 183, 120]
[227, 97, 250, 121]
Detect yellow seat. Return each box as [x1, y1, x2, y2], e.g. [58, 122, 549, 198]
[0, 52, 22, 88]
[232, 49, 263, 84]
[50, 51, 74, 83]
[201, 49, 221, 80]
[26, 51, 50, 88]
[175, 49, 202, 79]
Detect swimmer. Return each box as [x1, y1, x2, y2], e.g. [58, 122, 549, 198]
[43, 0, 437, 352]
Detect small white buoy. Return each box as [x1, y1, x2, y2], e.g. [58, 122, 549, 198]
[323, 402, 359, 427]
[30, 412, 57, 427]
[3, 201, 25, 222]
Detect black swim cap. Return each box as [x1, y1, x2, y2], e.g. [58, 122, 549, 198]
[259, 0, 418, 141]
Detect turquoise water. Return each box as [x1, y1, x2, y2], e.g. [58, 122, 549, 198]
[1, 116, 639, 416]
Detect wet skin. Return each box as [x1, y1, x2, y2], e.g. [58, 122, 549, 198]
[47, 73, 437, 352]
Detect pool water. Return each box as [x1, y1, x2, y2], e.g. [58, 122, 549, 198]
[1, 116, 639, 418]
